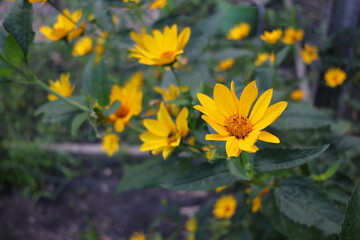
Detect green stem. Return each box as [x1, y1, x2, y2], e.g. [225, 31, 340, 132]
[126, 123, 145, 133]
[170, 65, 182, 87]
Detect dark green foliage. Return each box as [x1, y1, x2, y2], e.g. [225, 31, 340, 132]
[340, 181, 360, 240]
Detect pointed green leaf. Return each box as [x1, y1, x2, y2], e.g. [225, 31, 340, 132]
[94, 0, 114, 31]
[101, 100, 120, 116]
[5, 34, 24, 66]
[275, 46, 290, 65]
[71, 112, 88, 137]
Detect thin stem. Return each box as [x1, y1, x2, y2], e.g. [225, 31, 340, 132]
[170, 65, 182, 87]
[126, 123, 145, 133]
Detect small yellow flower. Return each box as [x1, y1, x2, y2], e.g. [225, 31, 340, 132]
[140, 103, 189, 159]
[215, 185, 228, 193]
[129, 24, 191, 65]
[194, 81, 287, 157]
[48, 73, 75, 101]
[39, 9, 85, 41]
[214, 58, 235, 72]
[300, 43, 319, 64]
[72, 36, 93, 57]
[226, 22, 251, 41]
[290, 89, 304, 101]
[213, 195, 237, 219]
[185, 217, 198, 232]
[260, 29, 283, 44]
[282, 27, 304, 45]
[254, 52, 275, 66]
[249, 187, 270, 213]
[129, 232, 146, 240]
[324, 68, 347, 88]
[123, 0, 140, 3]
[101, 133, 120, 157]
[154, 84, 181, 116]
[149, 0, 167, 9]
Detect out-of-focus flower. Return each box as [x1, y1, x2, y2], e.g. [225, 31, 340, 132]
[324, 68, 347, 88]
[254, 52, 275, 66]
[149, 0, 167, 9]
[202, 145, 218, 162]
[226, 22, 251, 41]
[260, 29, 282, 44]
[290, 89, 304, 101]
[214, 58, 235, 72]
[101, 133, 120, 156]
[246, 187, 270, 213]
[129, 232, 146, 240]
[123, 0, 140, 3]
[94, 31, 109, 63]
[39, 9, 85, 41]
[72, 36, 93, 56]
[185, 217, 198, 232]
[140, 103, 189, 159]
[215, 75, 225, 82]
[154, 84, 181, 116]
[213, 195, 237, 219]
[28, 0, 47, 3]
[215, 185, 228, 193]
[129, 25, 191, 65]
[282, 27, 304, 45]
[300, 43, 319, 65]
[48, 73, 75, 101]
[194, 81, 287, 157]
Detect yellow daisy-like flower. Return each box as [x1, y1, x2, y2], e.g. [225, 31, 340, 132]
[185, 217, 198, 232]
[290, 89, 304, 101]
[260, 29, 283, 44]
[254, 52, 275, 66]
[154, 84, 181, 116]
[101, 133, 120, 157]
[47, 73, 75, 101]
[129, 24, 191, 65]
[39, 9, 85, 41]
[324, 68, 347, 88]
[194, 81, 287, 157]
[282, 27, 304, 45]
[213, 195, 237, 219]
[129, 232, 146, 240]
[214, 58, 235, 72]
[140, 103, 189, 159]
[107, 74, 143, 133]
[72, 36, 93, 57]
[149, 0, 167, 9]
[300, 43, 319, 65]
[226, 22, 251, 41]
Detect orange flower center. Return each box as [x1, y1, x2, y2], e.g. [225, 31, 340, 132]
[115, 105, 129, 118]
[225, 115, 253, 139]
[161, 51, 175, 60]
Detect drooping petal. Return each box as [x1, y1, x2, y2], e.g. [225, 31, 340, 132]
[239, 80, 258, 118]
[176, 107, 189, 136]
[249, 89, 273, 124]
[258, 131, 280, 143]
[226, 137, 241, 157]
[162, 146, 175, 159]
[253, 101, 287, 130]
[177, 27, 191, 51]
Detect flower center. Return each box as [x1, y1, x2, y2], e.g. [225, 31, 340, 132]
[225, 115, 253, 139]
[161, 51, 175, 59]
[115, 105, 129, 118]
[167, 131, 179, 144]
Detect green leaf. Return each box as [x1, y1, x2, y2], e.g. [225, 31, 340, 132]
[275, 46, 290, 65]
[117, 156, 192, 192]
[164, 160, 236, 191]
[310, 161, 341, 181]
[227, 152, 253, 180]
[254, 144, 329, 172]
[82, 55, 96, 95]
[165, 98, 190, 106]
[71, 112, 88, 137]
[3, 0, 34, 55]
[340, 180, 360, 240]
[274, 176, 343, 234]
[94, 0, 114, 31]
[254, 67, 274, 90]
[101, 100, 120, 116]
[5, 34, 24, 66]
[0, 67, 14, 77]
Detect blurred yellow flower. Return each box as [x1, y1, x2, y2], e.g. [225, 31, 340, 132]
[101, 133, 120, 157]
[154, 84, 181, 116]
[215, 75, 225, 82]
[290, 89, 304, 101]
[39, 9, 85, 41]
[28, 0, 47, 3]
[94, 31, 109, 63]
[213, 195, 237, 219]
[123, 0, 140, 3]
[254, 52, 275, 66]
[47, 73, 75, 101]
[129, 232, 146, 240]
[194, 81, 287, 157]
[72, 36, 93, 56]
[324, 68, 347, 88]
[214, 58, 235, 72]
[215, 185, 228, 193]
[249, 187, 270, 213]
[300, 43, 319, 64]
[282, 27, 304, 45]
[129, 25, 191, 65]
[226, 22, 251, 41]
[185, 217, 198, 232]
[260, 29, 282, 44]
[149, 0, 167, 9]
[140, 103, 189, 159]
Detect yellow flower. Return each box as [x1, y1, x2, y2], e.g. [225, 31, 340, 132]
[226, 22, 251, 41]
[39, 9, 85, 41]
[94, 31, 109, 63]
[107, 74, 143, 132]
[260, 29, 283, 44]
[28, 0, 47, 3]
[140, 103, 189, 159]
[129, 232, 146, 240]
[185, 217, 198, 232]
[215, 75, 225, 82]
[254, 52, 275, 66]
[123, 0, 140, 3]
[215, 185, 228, 193]
[48, 73, 75, 101]
[290, 89, 304, 101]
[214, 58, 235, 72]
[149, 0, 167, 9]
[129, 24, 191, 65]
[282, 27, 304, 45]
[72, 36, 93, 56]
[213, 195, 237, 219]
[154, 84, 181, 116]
[300, 43, 319, 64]
[249, 187, 270, 213]
[324, 68, 347, 88]
[101, 133, 120, 156]
[194, 81, 287, 157]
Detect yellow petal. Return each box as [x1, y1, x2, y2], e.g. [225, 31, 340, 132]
[114, 119, 125, 132]
[193, 105, 225, 125]
[249, 89, 273, 124]
[176, 107, 189, 136]
[157, 102, 176, 130]
[162, 146, 175, 159]
[201, 115, 228, 136]
[226, 137, 241, 157]
[253, 101, 287, 130]
[239, 80, 258, 118]
[205, 134, 230, 141]
[177, 27, 191, 50]
[214, 83, 238, 116]
[140, 141, 166, 151]
[143, 119, 170, 136]
[258, 131, 280, 143]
